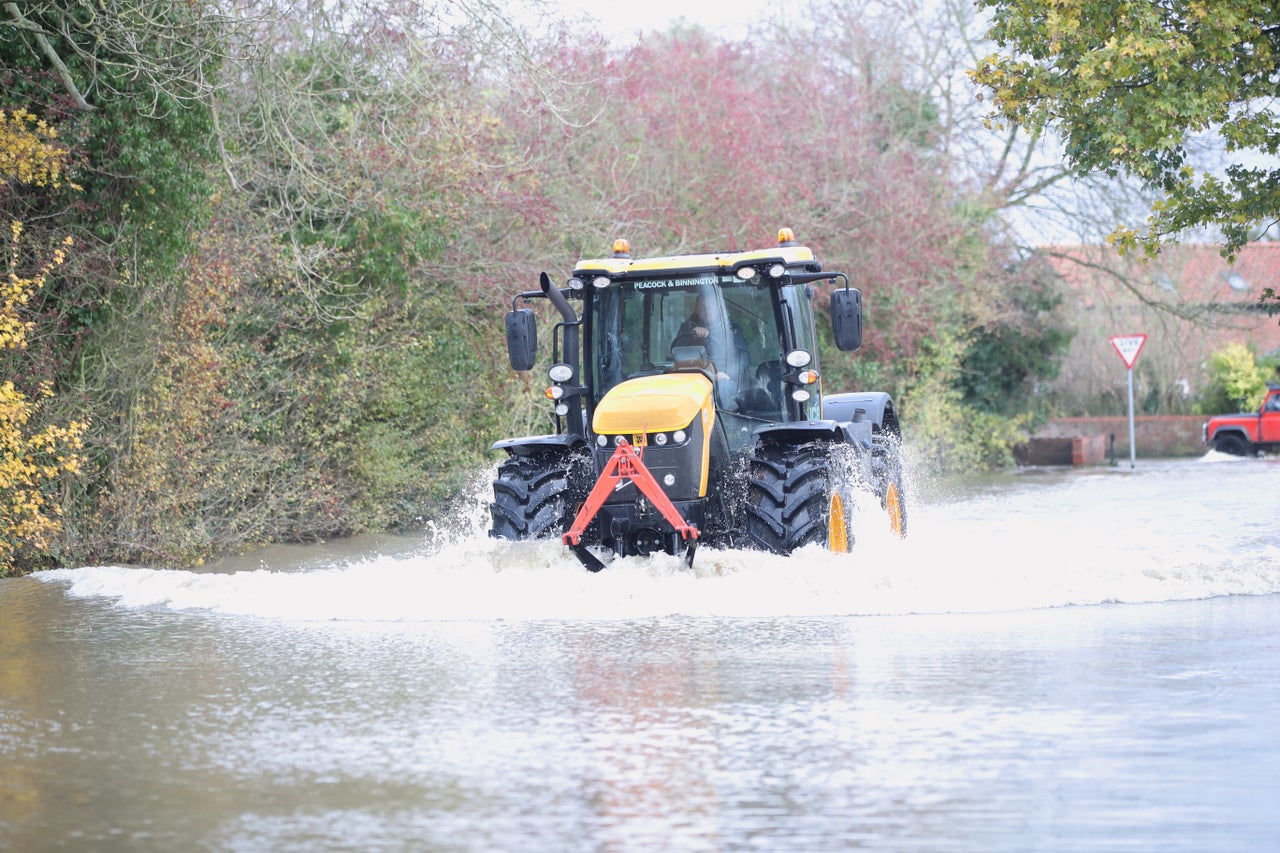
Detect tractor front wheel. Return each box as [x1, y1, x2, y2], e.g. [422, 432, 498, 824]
[489, 451, 586, 542]
[744, 443, 850, 555]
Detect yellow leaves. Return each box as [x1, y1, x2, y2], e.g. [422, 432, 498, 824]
[1187, 1, 1210, 20]
[1, 206, 84, 573]
[4, 222, 74, 353]
[1042, 0, 1082, 42]
[1208, 342, 1270, 412]
[0, 377, 86, 574]
[1105, 225, 1141, 255]
[0, 108, 71, 189]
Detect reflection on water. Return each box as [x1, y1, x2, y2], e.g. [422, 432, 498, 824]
[2, 456, 1279, 850]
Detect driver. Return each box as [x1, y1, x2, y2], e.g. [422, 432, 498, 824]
[672, 292, 749, 385]
[672, 294, 717, 351]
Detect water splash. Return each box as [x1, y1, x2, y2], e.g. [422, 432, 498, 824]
[36, 457, 1280, 621]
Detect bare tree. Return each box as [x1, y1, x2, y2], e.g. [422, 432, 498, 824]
[0, 1, 248, 114]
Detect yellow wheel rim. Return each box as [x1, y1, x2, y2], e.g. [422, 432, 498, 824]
[828, 492, 849, 552]
[885, 481, 905, 539]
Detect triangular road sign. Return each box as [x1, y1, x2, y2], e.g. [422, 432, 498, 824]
[1109, 334, 1147, 369]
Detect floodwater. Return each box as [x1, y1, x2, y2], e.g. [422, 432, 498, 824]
[2, 455, 1278, 851]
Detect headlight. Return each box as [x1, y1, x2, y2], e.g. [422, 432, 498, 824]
[736, 266, 756, 280]
[614, 434, 626, 446]
[548, 363, 573, 383]
[797, 370, 819, 385]
[673, 429, 687, 444]
[654, 432, 668, 446]
[554, 403, 569, 416]
[768, 263, 786, 278]
[792, 389, 811, 402]
[593, 275, 612, 289]
[568, 277, 584, 290]
[597, 434, 608, 447]
[786, 349, 812, 368]
[545, 385, 564, 400]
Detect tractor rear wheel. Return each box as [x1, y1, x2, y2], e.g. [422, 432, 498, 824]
[744, 443, 850, 555]
[489, 451, 585, 541]
[872, 434, 908, 538]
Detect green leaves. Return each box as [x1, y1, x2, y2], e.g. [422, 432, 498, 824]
[973, 0, 1280, 254]
[1198, 342, 1271, 413]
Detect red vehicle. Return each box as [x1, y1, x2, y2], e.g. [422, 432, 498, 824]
[1204, 384, 1280, 455]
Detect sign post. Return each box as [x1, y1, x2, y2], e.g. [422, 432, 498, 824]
[1109, 334, 1147, 469]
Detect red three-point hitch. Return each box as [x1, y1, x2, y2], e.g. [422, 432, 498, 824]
[562, 439, 699, 570]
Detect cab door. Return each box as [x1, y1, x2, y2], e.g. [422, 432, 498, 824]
[779, 282, 822, 421]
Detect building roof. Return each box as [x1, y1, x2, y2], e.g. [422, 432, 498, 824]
[1041, 243, 1280, 354]
[1042, 242, 1280, 307]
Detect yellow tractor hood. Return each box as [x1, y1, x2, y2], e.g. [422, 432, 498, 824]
[593, 374, 714, 434]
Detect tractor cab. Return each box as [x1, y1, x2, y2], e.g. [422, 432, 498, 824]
[574, 235, 854, 447]
[586, 273, 825, 451]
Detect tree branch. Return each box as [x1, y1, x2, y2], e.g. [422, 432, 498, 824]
[4, 2, 95, 111]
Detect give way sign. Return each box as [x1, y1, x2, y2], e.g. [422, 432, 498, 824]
[1109, 334, 1147, 369]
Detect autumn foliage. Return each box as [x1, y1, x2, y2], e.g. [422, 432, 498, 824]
[0, 2, 1071, 570]
[973, 0, 1280, 255]
[2, 211, 84, 573]
[489, 26, 1001, 368]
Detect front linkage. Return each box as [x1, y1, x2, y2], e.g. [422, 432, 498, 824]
[561, 438, 699, 571]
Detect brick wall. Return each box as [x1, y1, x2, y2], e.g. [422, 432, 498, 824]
[1035, 415, 1207, 457]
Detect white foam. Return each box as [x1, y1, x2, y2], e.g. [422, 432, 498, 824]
[37, 461, 1280, 622]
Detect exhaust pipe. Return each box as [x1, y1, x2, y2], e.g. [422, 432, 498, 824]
[540, 272, 583, 438]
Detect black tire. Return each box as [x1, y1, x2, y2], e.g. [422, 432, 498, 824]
[871, 433, 908, 539]
[744, 443, 851, 555]
[489, 451, 585, 541]
[1212, 433, 1251, 456]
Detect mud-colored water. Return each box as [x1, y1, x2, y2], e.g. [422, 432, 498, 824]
[2, 455, 1278, 850]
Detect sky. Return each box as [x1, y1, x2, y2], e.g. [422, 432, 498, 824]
[548, 0, 795, 41]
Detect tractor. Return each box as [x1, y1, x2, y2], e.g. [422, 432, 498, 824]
[489, 229, 907, 571]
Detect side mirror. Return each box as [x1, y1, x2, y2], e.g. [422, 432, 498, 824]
[505, 308, 537, 371]
[831, 288, 863, 351]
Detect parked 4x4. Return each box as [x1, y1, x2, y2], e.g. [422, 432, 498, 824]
[1204, 384, 1280, 455]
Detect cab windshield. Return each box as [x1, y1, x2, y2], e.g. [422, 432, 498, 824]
[590, 276, 787, 422]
